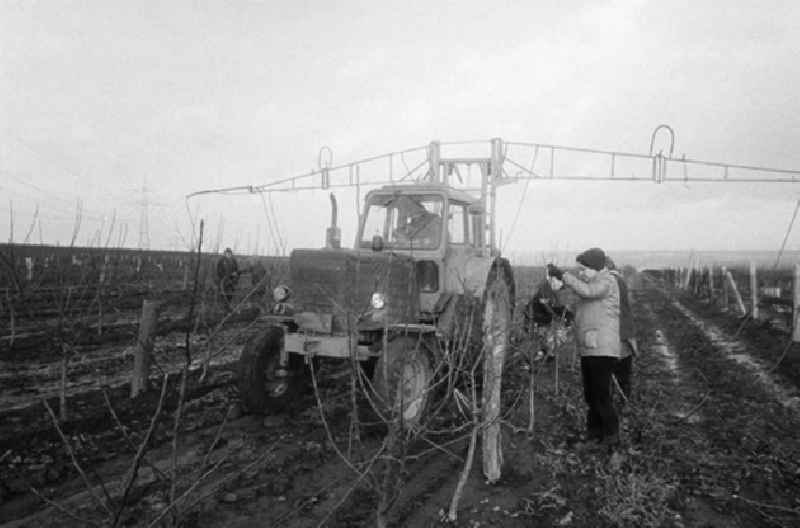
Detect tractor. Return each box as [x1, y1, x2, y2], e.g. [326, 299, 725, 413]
[236, 139, 515, 434]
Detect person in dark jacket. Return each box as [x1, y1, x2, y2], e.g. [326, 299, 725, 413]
[216, 248, 239, 308]
[606, 256, 637, 402]
[548, 247, 621, 447]
[523, 279, 574, 361]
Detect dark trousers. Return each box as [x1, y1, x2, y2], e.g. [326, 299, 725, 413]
[580, 356, 619, 441]
[613, 354, 633, 402]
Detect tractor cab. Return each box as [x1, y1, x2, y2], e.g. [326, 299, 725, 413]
[358, 184, 488, 316]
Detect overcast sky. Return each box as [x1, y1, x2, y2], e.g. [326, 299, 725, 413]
[2, 0, 800, 258]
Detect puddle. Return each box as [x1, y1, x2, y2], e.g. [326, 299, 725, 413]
[671, 300, 800, 412]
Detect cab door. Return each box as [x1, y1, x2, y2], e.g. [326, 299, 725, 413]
[443, 201, 484, 294]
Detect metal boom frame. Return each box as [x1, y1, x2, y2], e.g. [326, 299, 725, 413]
[187, 131, 800, 254]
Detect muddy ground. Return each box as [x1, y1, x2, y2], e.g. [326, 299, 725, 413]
[2, 272, 800, 527]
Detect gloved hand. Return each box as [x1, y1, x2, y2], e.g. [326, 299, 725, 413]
[547, 263, 564, 281]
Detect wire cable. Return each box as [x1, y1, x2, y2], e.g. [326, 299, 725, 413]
[773, 198, 800, 270]
[501, 148, 540, 253]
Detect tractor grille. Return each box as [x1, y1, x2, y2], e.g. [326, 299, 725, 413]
[290, 249, 419, 332]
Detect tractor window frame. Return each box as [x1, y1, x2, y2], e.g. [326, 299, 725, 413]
[447, 202, 470, 245]
[359, 193, 445, 250]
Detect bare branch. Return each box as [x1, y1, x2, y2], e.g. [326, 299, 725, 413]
[309, 359, 366, 479]
[23, 204, 39, 244]
[201, 404, 232, 471]
[8, 198, 14, 243]
[102, 388, 168, 483]
[315, 442, 386, 528]
[70, 199, 83, 248]
[151, 442, 279, 528]
[103, 210, 117, 249]
[42, 398, 113, 517]
[170, 219, 204, 511]
[29, 486, 102, 528]
[113, 373, 170, 527]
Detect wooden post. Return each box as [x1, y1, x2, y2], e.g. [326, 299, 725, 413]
[182, 261, 189, 291]
[725, 271, 747, 316]
[721, 266, 729, 312]
[708, 266, 716, 301]
[750, 261, 759, 319]
[793, 264, 800, 342]
[132, 300, 160, 397]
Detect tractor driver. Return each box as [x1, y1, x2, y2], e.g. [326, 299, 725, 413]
[391, 197, 442, 248]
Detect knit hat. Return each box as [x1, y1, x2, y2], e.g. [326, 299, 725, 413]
[576, 247, 606, 271]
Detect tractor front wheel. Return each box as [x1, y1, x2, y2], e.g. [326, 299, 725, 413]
[373, 336, 433, 429]
[237, 327, 308, 414]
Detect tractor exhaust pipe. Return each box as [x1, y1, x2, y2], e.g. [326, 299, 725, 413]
[326, 192, 341, 249]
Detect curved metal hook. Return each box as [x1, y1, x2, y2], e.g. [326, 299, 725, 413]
[318, 145, 334, 170]
[649, 124, 675, 157]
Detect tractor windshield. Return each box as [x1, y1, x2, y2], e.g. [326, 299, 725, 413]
[360, 194, 444, 250]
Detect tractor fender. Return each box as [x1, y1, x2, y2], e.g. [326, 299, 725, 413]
[437, 257, 515, 340]
[444, 255, 494, 298]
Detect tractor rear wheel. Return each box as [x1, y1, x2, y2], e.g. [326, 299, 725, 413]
[237, 327, 308, 414]
[373, 336, 433, 429]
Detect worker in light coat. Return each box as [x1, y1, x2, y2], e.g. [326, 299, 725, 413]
[548, 247, 621, 447]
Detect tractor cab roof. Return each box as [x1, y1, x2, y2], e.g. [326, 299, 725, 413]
[370, 183, 481, 207]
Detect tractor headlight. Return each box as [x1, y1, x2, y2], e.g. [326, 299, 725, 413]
[371, 292, 386, 310]
[273, 285, 291, 302]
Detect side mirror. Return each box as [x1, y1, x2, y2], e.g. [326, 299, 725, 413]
[372, 235, 384, 252]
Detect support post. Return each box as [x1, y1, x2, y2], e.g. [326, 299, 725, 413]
[708, 266, 716, 301]
[750, 261, 759, 319]
[489, 138, 504, 255]
[721, 266, 729, 311]
[725, 270, 747, 316]
[794, 264, 800, 342]
[132, 300, 160, 397]
[427, 140, 441, 183]
[182, 262, 189, 291]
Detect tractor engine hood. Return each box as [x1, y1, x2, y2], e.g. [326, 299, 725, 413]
[289, 248, 420, 333]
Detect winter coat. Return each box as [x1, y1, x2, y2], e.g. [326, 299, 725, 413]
[610, 270, 636, 357]
[562, 269, 621, 358]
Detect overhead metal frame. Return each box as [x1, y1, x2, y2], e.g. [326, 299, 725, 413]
[186, 131, 800, 254]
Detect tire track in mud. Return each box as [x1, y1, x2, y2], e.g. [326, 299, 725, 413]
[635, 282, 800, 528]
[633, 289, 708, 425]
[669, 299, 800, 413]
